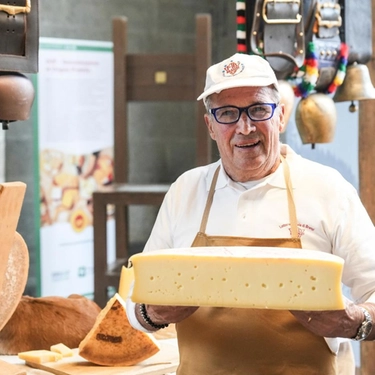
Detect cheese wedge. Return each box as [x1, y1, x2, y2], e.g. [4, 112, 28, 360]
[50, 343, 73, 357]
[18, 349, 62, 364]
[79, 293, 160, 366]
[130, 246, 345, 311]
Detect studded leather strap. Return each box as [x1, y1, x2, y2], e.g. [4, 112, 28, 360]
[0, 0, 38, 73]
[0, 1, 30, 56]
[250, 0, 305, 78]
[311, 0, 342, 91]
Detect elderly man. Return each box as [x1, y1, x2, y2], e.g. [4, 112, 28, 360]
[126, 53, 375, 374]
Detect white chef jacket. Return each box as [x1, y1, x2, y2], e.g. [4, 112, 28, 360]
[126, 145, 375, 351]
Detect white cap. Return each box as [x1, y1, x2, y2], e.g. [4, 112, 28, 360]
[197, 53, 279, 101]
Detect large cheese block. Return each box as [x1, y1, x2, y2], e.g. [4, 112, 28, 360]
[0, 182, 26, 283]
[79, 293, 160, 366]
[0, 232, 29, 337]
[0, 182, 27, 331]
[130, 246, 345, 311]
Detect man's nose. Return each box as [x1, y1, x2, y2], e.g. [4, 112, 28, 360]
[236, 112, 255, 134]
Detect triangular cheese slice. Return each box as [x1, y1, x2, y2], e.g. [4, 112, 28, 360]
[78, 293, 160, 366]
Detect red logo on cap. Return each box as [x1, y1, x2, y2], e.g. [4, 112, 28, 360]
[222, 61, 244, 77]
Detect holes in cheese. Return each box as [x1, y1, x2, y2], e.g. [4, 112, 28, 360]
[18, 349, 62, 364]
[50, 343, 73, 357]
[130, 246, 345, 311]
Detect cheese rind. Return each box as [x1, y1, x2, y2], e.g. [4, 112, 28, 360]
[130, 246, 345, 311]
[0, 182, 27, 332]
[118, 265, 134, 300]
[50, 343, 73, 357]
[18, 350, 63, 363]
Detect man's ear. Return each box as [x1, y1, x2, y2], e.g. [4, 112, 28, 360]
[204, 114, 216, 141]
[278, 103, 286, 133]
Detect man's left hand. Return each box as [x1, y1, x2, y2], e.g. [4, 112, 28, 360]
[290, 297, 363, 338]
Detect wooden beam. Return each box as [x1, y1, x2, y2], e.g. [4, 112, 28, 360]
[113, 16, 128, 184]
[358, 1, 375, 373]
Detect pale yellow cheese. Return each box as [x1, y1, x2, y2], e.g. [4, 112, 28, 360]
[130, 246, 345, 311]
[18, 349, 63, 364]
[118, 265, 134, 300]
[50, 343, 73, 357]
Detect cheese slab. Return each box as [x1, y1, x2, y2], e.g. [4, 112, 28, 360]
[130, 246, 345, 311]
[50, 343, 74, 357]
[18, 349, 63, 363]
[79, 293, 160, 366]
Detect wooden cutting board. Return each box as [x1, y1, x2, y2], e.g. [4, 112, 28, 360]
[24, 342, 179, 375]
[0, 358, 27, 375]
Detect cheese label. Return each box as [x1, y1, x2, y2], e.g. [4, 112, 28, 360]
[130, 246, 345, 311]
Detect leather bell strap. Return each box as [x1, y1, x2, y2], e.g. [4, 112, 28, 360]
[250, 0, 305, 76]
[312, 0, 343, 91]
[0, 0, 31, 57]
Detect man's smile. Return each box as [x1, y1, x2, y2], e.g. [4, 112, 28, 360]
[235, 140, 260, 148]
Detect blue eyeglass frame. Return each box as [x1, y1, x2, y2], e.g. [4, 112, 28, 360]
[209, 103, 278, 124]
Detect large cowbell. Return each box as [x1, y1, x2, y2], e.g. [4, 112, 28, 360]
[0, 0, 39, 129]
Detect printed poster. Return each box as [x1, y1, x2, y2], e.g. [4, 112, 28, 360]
[34, 37, 115, 297]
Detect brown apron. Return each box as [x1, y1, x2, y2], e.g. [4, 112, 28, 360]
[175, 157, 352, 375]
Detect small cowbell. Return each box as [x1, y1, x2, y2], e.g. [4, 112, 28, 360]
[0, 73, 35, 130]
[333, 62, 375, 112]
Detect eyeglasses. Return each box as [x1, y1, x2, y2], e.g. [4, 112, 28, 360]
[209, 103, 278, 124]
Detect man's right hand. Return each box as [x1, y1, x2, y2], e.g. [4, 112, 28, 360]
[136, 303, 198, 331]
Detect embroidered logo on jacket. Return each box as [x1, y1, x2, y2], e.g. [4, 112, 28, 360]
[279, 223, 315, 238]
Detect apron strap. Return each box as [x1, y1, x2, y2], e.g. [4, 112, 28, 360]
[280, 154, 299, 238]
[198, 165, 220, 233]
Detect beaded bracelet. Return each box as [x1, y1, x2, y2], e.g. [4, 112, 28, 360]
[139, 303, 169, 330]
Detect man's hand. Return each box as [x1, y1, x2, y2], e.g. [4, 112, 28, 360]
[146, 304, 199, 324]
[290, 297, 364, 338]
[136, 303, 198, 331]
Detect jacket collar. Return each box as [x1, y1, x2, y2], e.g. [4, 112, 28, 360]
[206, 144, 298, 192]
